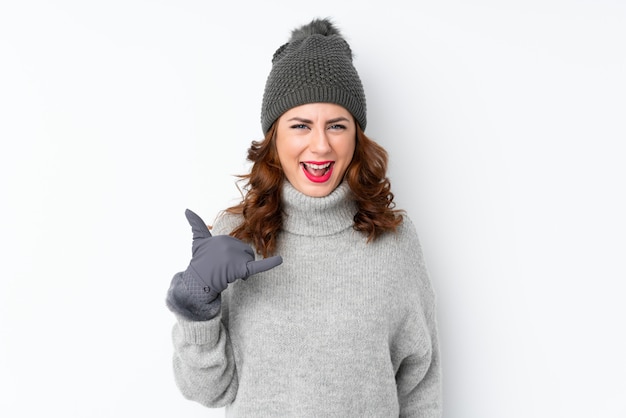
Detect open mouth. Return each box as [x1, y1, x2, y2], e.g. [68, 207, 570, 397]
[301, 161, 334, 183]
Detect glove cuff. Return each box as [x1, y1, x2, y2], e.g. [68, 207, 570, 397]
[166, 272, 222, 321]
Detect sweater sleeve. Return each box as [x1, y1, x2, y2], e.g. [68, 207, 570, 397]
[171, 305, 238, 408]
[396, 296, 442, 417]
[396, 215, 443, 417]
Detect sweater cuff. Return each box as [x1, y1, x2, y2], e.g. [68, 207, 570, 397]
[175, 309, 223, 345]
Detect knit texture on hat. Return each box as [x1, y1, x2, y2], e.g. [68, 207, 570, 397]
[260, 18, 367, 133]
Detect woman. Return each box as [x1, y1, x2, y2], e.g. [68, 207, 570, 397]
[166, 18, 442, 417]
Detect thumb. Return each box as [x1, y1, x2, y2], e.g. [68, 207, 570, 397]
[246, 255, 283, 276]
[185, 209, 212, 240]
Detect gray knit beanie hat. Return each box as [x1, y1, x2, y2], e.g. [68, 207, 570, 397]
[260, 18, 367, 134]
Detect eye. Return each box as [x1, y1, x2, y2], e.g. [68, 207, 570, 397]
[290, 124, 309, 130]
[328, 124, 347, 131]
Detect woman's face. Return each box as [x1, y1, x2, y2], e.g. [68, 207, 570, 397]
[275, 102, 356, 197]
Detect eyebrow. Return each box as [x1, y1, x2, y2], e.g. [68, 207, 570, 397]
[286, 116, 351, 124]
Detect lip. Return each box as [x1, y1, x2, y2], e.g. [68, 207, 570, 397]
[301, 161, 334, 183]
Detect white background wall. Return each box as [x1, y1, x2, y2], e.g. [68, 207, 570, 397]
[1, 1, 625, 417]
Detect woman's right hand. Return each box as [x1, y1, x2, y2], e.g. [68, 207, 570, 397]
[166, 209, 283, 320]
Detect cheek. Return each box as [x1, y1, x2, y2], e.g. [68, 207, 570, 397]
[276, 137, 303, 167]
[336, 139, 356, 162]
[275, 136, 290, 160]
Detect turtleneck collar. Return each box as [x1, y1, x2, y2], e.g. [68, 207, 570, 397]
[281, 181, 357, 236]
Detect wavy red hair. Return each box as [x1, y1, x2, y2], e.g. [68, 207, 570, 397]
[225, 123, 404, 257]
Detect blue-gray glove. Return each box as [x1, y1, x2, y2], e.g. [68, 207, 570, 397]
[166, 209, 283, 321]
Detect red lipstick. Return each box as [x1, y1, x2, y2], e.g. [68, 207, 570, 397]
[301, 161, 334, 183]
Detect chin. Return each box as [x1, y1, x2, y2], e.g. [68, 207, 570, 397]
[299, 182, 336, 198]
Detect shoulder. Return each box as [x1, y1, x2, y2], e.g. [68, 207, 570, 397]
[210, 210, 243, 236]
[388, 213, 421, 248]
[384, 213, 435, 297]
[370, 213, 423, 264]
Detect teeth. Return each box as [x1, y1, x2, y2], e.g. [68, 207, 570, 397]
[303, 162, 331, 169]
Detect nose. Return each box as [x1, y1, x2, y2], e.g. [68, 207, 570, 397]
[309, 127, 332, 154]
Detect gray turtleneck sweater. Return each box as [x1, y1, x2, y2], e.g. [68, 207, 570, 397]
[170, 182, 442, 417]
